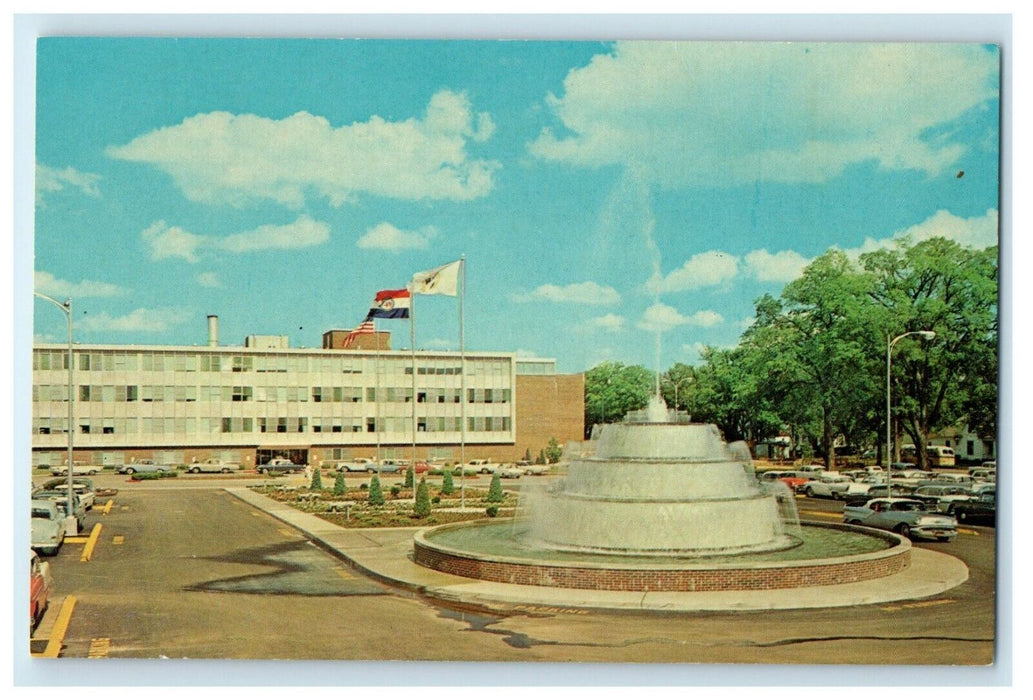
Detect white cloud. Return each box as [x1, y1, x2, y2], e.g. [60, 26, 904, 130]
[530, 42, 998, 188]
[107, 89, 499, 207]
[510, 281, 621, 305]
[357, 222, 437, 251]
[34, 271, 127, 298]
[649, 250, 739, 293]
[36, 164, 102, 206]
[79, 307, 190, 333]
[586, 313, 626, 332]
[743, 249, 812, 283]
[841, 208, 999, 258]
[142, 216, 330, 263]
[637, 303, 723, 332]
[196, 272, 221, 288]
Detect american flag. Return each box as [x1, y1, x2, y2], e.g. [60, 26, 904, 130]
[341, 320, 375, 349]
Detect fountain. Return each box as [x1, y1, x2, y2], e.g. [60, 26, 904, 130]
[414, 394, 912, 592]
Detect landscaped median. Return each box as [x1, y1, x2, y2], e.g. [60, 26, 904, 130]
[248, 477, 518, 529]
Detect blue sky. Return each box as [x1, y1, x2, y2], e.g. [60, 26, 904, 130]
[31, 39, 1000, 373]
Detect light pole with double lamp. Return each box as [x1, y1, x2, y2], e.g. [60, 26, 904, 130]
[34, 292, 78, 535]
[886, 330, 936, 499]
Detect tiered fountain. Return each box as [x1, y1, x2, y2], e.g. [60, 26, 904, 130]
[414, 394, 911, 592]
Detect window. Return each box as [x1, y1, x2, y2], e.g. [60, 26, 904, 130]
[232, 356, 253, 373]
[312, 387, 323, 403]
[232, 386, 253, 402]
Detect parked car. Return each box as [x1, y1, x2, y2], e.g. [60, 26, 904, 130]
[117, 460, 172, 475]
[257, 458, 305, 475]
[842, 484, 914, 506]
[949, 491, 996, 525]
[494, 464, 525, 479]
[518, 460, 551, 476]
[32, 490, 86, 532]
[842, 498, 957, 542]
[31, 499, 65, 556]
[186, 458, 241, 474]
[335, 457, 379, 473]
[919, 473, 975, 487]
[936, 484, 996, 514]
[452, 462, 483, 477]
[798, 473, 854, 499]
[38, 477, 96, 510]
[909, 484, 971, 508]
[968, 468, 996, 483]
[759, 470, 810, 491]
[377, 460, 406, 474]
[466, 459, 502, 475]
[30, 551, 53, 629]
[50, 462, 101, 476]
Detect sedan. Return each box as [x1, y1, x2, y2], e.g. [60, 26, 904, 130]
[117, 461, 172, 475]
[949, 491, 996, 525]
[50, 463, 101, 476]
[31, 499, 65, 556]
[843, 498, 957, 542]
[909, 484, 971, 508]
[38, 477, 96, 510]
[495, 464, 525, 479]
[30, 551, 53, 630]
[32, 490, 86, 532]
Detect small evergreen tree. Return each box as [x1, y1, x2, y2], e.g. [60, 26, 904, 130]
[536, 449, 546, 465]
[441, 469, 455, 495]
[545, 437, 563, 464]
[310, 467, 323, 490]
[523, 447, 532, 462]
[415, 477, 431, 517]
[368, 475, 385, 506]
[333, 471, 346, 496]
[404, 464, 415, 488]
[487, 472, 504, 503]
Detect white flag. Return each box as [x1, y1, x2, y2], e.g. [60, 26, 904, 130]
[409, 259, 462, 296]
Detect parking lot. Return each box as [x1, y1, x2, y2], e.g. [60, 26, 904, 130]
[28, 468, 999, 675]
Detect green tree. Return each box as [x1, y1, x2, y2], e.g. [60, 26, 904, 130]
[333, 471, 346, 496]
[404, 464, 415, 488]
[545, 437, 563, 464]
[368, 475, 385, 506]
[414, 477, 431, 517]
[861, 238, 998, 465]
[486, 472, 504, 503]
[310, 467, 323, 490]
[523, 447, 532, 462]
[661, 362, 695, 412]
[440, 469, 455, 495]
[583, 361, 655, 437]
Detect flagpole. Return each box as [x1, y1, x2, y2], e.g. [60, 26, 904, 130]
[459, 255, 466, 510]
[410, 291, 418, 503]
[374, 321, 381, 467]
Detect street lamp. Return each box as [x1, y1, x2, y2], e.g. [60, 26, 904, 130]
[34, 292, 77, 535]
[886, 330, 936, 499]
[673, 376, 692, 413]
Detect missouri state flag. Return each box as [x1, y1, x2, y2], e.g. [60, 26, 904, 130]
[365, 289, 411, 320]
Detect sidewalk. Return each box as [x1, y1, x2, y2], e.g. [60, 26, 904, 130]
[226, 487, 969, 613]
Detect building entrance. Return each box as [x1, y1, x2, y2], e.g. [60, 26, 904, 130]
[256, 448, 310, 466]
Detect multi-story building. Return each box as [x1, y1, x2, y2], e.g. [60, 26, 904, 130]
[30, 322, 584, 469]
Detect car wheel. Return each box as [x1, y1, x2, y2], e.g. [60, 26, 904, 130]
[88, 470, 98, 475]
[957, 510, 967, 522]
[125, 467, 135, 474]
[259, 468, 267, 474]
[805, 487, 815, 498]
[221, 468, 231, 473]
[896, 523, 911, 538]
[832, 492, 842, 501]
[367, 468, 376, 474]
[190, 467, 200, 474]
[846, 520, 862, 526]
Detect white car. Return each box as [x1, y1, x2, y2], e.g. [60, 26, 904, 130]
[50, 463, 101, 476]
[31, 499, 65, 555]
[39, 477, 96, 510]
[799, 473, 854, 499]
[494, 464, 525, 479]
[117, 460, 172, 475]
[518, 460, 551, 476]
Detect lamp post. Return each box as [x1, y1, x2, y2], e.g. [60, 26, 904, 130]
[886, 330, 936, 499]
[34, 292, 77, 535]
[672, 377, 692, 414]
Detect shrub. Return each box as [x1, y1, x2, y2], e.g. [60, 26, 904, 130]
[390, 484, 402, 497]
[415, 477, 431, 517]
[545, 437, 563, 464]
[486, 505, 499, 517]
[523, 447, 533, 462]
[359, 482, 369, 491]
[536, 449, 546, 465]
[432, 495, 441, 504]
[404, 465, 415, 488]
[486, 472, 504, 503]
[310, 468, 323, 490]
[441, 469, 455, 495]
[333, 472, 346, 496]
[368, 475, 385, 506]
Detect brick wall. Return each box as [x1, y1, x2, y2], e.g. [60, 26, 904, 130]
[513, 373, 585, 462]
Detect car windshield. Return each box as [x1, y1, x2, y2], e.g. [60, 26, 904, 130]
[32, 507, 54, 518]
[892, 501, 925, 512]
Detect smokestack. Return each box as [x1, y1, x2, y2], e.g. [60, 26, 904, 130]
[207, 315, 219, 347]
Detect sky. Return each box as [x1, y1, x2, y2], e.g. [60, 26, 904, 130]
[30, 38, 1001, 374]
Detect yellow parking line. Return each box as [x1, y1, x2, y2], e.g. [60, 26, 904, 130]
[881, 598, 955, 612]
[33, 596, 76, 658]
[101, 500, 114, 515]
[88, 638, 111, 658]
[958, 528, 979, 536]
[798, 510, 842, 520]
[277, 528, 295, 538]
[112, 535, 125, 545]
[80, 523, 103, 562]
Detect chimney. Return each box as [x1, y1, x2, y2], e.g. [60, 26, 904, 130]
[207, 315, 219, 347]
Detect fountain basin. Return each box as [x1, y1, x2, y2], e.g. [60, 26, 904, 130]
[414, 520, 910, 592]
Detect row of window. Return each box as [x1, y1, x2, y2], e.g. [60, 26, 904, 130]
[37, 385, 512, 404]
[34, 350, 510, 376]
[34, 416, 512, 435]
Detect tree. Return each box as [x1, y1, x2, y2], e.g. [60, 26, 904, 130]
[486, 472, 504, 503]
[583, 361, 655, 437]
[368, 475, 385, 506]
[333, 471, 346, 496]
[440, 469, 455, 495]
[861, 238, 998, 466]
[414, 477, 431, 517]
[404, 464, 415, 489]
[310, 467, 322, 490]
[661, 362, 695, 412]
[523, 447, 532, 462]
[545, 437, 563, 464]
